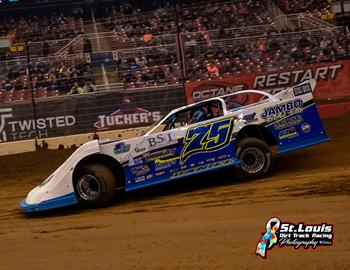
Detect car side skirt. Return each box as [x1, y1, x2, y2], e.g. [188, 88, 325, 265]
[124, 159, 240, 192]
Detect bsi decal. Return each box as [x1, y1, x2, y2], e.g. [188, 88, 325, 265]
[147, 133, 177, 148]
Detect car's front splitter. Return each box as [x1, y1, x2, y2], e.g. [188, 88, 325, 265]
[20, 192, 78, 213]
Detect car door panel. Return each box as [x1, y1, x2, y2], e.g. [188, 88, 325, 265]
[124, 117, 239, 191]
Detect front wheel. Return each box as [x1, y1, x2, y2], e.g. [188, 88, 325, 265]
[75, 164, 116, 208]
[235, 138, 273, 180]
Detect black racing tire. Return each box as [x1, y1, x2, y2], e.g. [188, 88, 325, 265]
[235, 138, 273, 180]
[75, 164, 116, 208]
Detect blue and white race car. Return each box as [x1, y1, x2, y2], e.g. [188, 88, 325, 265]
[20, 79, 329, 212]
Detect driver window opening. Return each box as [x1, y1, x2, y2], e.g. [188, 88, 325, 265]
[163, 100, 224, 131]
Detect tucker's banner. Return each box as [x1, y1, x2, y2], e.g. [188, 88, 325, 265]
[184, 60, 350, 103]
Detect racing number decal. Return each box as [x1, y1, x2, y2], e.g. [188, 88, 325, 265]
[181, 118, 234, 163]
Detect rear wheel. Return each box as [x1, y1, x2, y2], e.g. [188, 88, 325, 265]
[235, 138, 273, 180]
[75, 164, 116, 208]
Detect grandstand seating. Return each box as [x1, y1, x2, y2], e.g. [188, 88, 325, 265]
[275, 0, 330, 15]
[0, 9, 86, 43]
[0, 0, 349, 103]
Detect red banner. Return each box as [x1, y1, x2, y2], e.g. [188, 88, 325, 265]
[184, 60, 350, 104]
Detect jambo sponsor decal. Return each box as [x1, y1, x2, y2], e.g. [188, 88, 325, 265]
[261, 99, 303, 122]
[256, 217, 334, 258]
[274, 115, 303, 130]
[0, 108, 76, 142]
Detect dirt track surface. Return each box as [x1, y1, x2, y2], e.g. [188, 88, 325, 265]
[1, 114, 350, 270]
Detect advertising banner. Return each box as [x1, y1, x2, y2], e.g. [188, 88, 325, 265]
[184, 60, 350, 104]
[0, 86, 186, 143]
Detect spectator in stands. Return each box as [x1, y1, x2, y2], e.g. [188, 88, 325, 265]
[320, 36, 331, 52]
[184, 36, 197, 48]
[2, 80, 13, 91]
[143, 30, 153, 44]
[154, 67, 165, 84]
[41, 40, 50, 57]
[269, 38, 281, 51]
[69, 82, 84, 94]
[299, 36, 311, 49]
[207, 62, 219, 77]
[317, 51, 328, 62]
[258, 39, 266, 57]
[83, 81, 97, 93]
[83, 37, 93, 54]
[266, 62, 277, 72]
[135, 55, 147, 67]
[129, 60, 142, 72]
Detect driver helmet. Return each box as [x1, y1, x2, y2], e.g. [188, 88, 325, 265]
[191, 109, 205, 123]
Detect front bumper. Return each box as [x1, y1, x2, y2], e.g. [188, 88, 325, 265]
[20, 193, 78, 213]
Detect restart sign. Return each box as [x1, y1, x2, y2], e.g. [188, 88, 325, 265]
[185, 60, 350, 103]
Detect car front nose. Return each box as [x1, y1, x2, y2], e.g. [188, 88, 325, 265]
[20, 192, 78, 213]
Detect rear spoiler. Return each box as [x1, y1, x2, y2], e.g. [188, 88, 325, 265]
[274, 79, 317, 100]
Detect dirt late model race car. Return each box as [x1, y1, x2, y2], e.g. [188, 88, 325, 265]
[20, 79, 329, 213]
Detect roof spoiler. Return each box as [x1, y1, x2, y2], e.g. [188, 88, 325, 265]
[273, 79, 317, 100]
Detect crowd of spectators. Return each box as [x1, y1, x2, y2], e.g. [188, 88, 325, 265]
[0, 57, 96, 101]
[102, 8, 177, 38]
[185, 31, 349, 80]
[119, 64, 181, 89]
[178, 1, 271, 33]
[101, 0, 271, 50]
[0, 0, 349, 102]
[116, 46, 180, 88]
[274, 0, 330, 14]
[0, 8, 86, 43]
